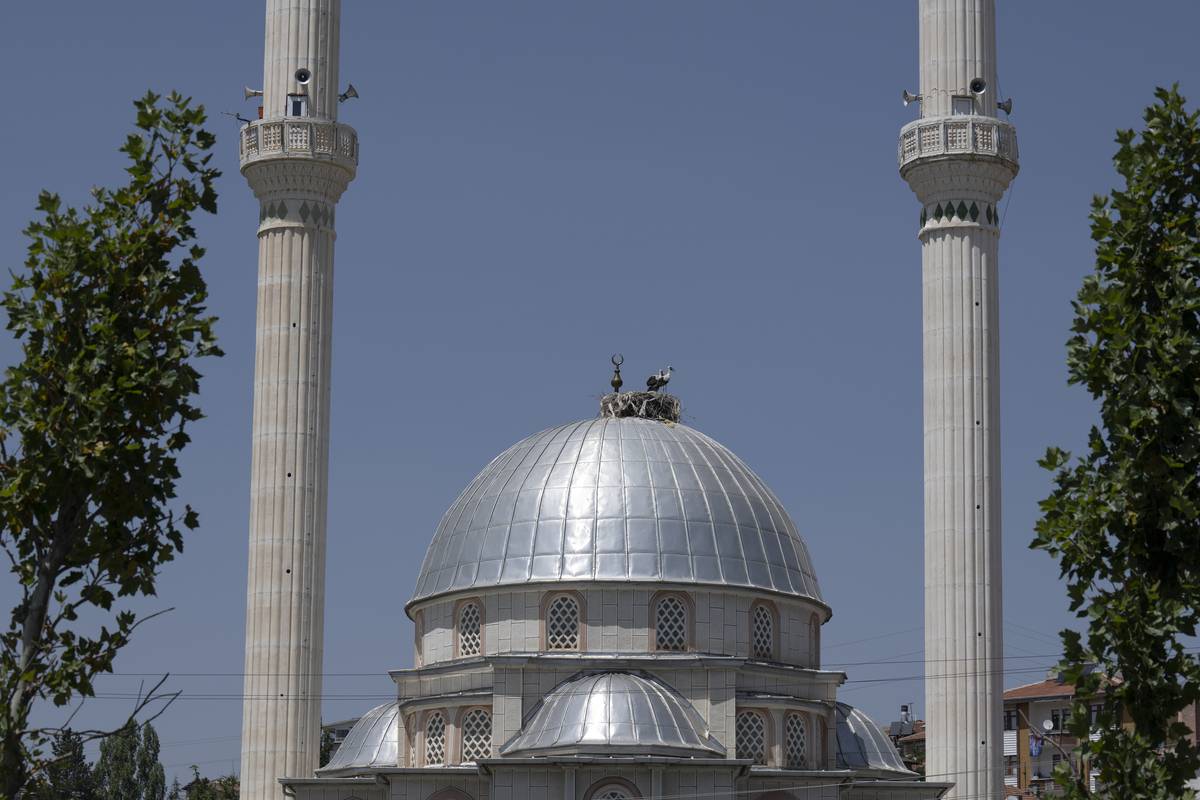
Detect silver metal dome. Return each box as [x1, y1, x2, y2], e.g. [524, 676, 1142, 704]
[500, 671, 724, 757]
[409, 416, 823, 607]
[316, 702, 398, 774]
[835, 702, 914, 777]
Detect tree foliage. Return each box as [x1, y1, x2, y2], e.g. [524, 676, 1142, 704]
[1033, 85, 1200, 798]
[26, 729, 95, 800]
[0, 91, 220, 799]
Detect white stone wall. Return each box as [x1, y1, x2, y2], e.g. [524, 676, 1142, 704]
[410, 585, 823, 668]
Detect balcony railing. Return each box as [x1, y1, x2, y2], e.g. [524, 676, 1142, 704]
[239, 118, 358, 169]
[898, 115, 1018, 169]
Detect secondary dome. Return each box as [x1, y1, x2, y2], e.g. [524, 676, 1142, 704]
[409, 416, 822, 607]
[317, 702, 398, 774]
[500, 671, 724, 757]
[835, 703, 915, 777]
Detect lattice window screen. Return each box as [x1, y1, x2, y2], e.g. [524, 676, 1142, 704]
[786, 713, 808, 768]
[459, 708, 491, 763]
[752, 605, 774, 659]
[546, 595, 580, 650]
[596, 790, 631, 800]
[458, 602, 482, 656]
[655, 596, 688, 651]
[736, 711, 767, 765]
[424, 712, 446, 766]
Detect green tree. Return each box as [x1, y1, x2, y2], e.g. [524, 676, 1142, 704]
[0, 91, 220, 800]
[135, 724, 165, 800]
[319, 727, 335, 768]
[167, 777, 181, 800]
[182, 767, 238, 800]
[1033, 85, 1200, 799]
[26, 729, 96, 800]
[93, 724, 138, 800]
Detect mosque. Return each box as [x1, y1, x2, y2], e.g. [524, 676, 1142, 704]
[235, 3, 1018, 800]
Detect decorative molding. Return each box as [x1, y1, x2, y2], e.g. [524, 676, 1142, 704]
[898, 115, 1019, 171]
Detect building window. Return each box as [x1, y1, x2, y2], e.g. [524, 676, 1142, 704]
[457, 600, 482, 657]
[751, 603, 775, 660]
[808, 612, 821, 666]
[582, 778, 642, 800]
[1004, 709, 1017, 731]
[1090, 703, 1103, 725]
[785, 713, 807, 768]
[545, 594, 581, 650]
[1050, 707, 1071, 731]
[424, 711, 446, 766]
[952, 95, 974, 115]
[413, 610, 424, 667]
[653, 594, 689, 651]
[459, 708, 491, 763]
[286, 93, 308, 117]
[736, 710, 768, 765]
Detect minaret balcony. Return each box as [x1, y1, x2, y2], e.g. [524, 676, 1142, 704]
[239, 118, 358, 172]
[898, 115, 1018, 171]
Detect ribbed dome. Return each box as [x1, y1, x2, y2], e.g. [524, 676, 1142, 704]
[316, 702, 398, 774]
[409, 416, 822, 607]
[835, 703, 914, 777]
[500, 671, 724, 757]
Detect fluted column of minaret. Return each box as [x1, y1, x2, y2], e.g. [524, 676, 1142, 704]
[239, 2, 356, 799]
[900, 2, 1017, 799]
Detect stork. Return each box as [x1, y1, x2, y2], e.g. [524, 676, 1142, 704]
[646, 365, 673, 392]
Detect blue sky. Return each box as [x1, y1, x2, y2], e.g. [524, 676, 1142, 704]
[3, 0, 1200, 783]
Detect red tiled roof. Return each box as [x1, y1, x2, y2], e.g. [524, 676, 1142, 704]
[1003, 679, 1075, 701]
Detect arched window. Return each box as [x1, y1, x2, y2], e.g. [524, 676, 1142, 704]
[785, 713, 807, 768]
[809, 612, 821, 666]
[424, 711, 446, 766]
[413, 610, 424, 667]
[545, 594, 581, 650]
[736, 710, 768, 765]
[653, 594, 689, 651]
[582, 778, 642, 800]
[459, 708, 492, 763]
[456, 600, 482, 657]
[751, 603, 775, 660]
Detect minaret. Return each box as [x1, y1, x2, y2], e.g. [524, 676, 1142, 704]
[237, 2, 357, 799]
[898, 2, 1018, 798]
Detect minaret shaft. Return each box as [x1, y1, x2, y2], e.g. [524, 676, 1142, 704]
[901, 2, 1017, 798]
[239, 2, 357, 799]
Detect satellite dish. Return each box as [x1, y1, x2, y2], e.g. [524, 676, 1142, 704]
[1042, 719, 1054, 732]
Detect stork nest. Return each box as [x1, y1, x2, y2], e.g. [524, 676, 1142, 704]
[600, 391, 681, 423]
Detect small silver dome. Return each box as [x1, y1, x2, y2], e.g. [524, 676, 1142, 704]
[409, 416, 823, 608]
[835, 702, 914, 777]
[500, 671, 724, 758]
[317, 702, 398, 774]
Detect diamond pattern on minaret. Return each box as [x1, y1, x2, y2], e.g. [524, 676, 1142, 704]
[898, 2, 1019, 799]
[237, 2, 359, 799]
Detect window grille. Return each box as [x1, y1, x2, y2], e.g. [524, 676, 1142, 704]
[752, 605, 774, 659]
[596, 791, 631, 800]
[546, 595, 580, 650]
[459, 708, 491, 763]
[424, 712, 446, 766]
[654, 595, 688, 651]
[785, 713, 807, 768]
[458, 602, 482, 656]
[736, 711, 767, 765]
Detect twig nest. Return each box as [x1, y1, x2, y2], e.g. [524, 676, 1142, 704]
[599, 391, 681, 423]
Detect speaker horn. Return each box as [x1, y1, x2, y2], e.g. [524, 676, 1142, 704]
[902, 89, 921, 107]
[244, 87, 264, 100]
[339, 83, 360, 103]
[997, 97, 1013, 115]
